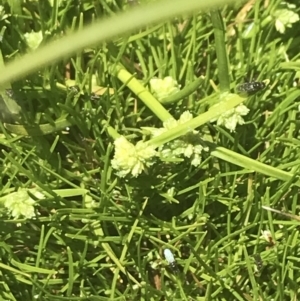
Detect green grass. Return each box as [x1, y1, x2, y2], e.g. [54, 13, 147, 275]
[0, 0, 300, 300]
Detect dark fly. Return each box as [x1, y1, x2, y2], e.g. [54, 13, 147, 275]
[237, 81, 265, 95]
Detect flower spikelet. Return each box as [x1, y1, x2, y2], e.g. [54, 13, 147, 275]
[213, 104, 250, 132]
[111, 136, 157, 177]
[150, 76, 180, 100]
[274, 6, 299, 34]
[145, 111, 209, 167]
[3, 188, 45, 219]
[24, 31, 43, 50]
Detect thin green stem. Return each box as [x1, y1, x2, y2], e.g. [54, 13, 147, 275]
[211, 10, 230, 93]
[149, 94, 245, 147]
[115, 66, 173, 122]
[211, 146, 300, 187]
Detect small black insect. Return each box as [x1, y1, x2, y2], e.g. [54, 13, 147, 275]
[237, 81, 265, 95]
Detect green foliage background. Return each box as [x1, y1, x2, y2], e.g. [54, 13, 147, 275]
[0, 0, 300, 300]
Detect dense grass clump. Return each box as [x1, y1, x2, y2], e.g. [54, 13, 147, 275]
[0, 0, 300, 300]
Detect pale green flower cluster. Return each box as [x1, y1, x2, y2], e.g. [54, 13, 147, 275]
[2, 188, 45, 219]
[273, 4, 299, 34]
[111, 136, 157, 177]
[24, 31, 43, 50]
[146, 111, 209, 167]
[213, 104, 250, 132]
[150, 76, 180, 100]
